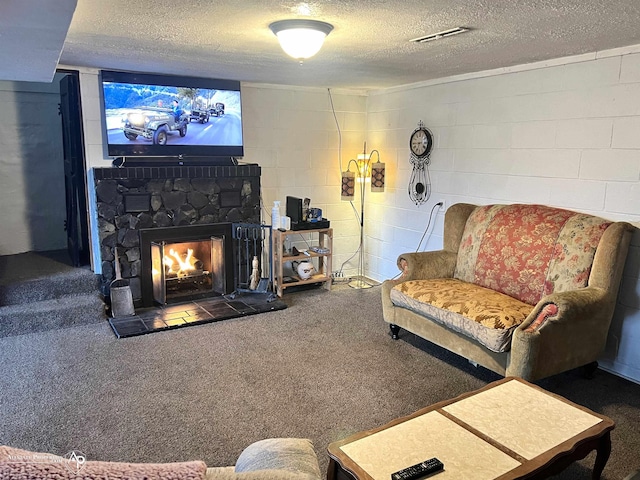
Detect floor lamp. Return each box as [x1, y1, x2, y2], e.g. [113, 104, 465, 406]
[341, 144, 385, 289]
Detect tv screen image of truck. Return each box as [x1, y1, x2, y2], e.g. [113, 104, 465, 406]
[101, 70, 243, 159]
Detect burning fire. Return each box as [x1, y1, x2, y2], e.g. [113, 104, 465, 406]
[151, 244, 207, 280]
[162, 248, 201, 277]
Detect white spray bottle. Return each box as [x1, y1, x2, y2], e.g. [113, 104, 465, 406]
[272, 201, 281, 229]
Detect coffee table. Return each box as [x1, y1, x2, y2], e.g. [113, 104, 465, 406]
[327, 377, 613, 480]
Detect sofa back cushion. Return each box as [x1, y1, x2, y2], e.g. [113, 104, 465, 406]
[454, 204, 611, 305]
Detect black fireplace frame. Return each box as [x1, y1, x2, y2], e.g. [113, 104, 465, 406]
[139, 223, 235, 307]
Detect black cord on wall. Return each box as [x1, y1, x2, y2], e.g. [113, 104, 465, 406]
[415, 202, 443, 252]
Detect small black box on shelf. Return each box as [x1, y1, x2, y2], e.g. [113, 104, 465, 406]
[286, 196, 303, 223]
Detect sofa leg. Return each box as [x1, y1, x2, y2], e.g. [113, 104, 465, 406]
[582, 361, 599, 379]
[389, 324, 400, 340]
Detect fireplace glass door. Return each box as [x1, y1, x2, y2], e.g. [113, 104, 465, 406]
[151, 236, 225, 305]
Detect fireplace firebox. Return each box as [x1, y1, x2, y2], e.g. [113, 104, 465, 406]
[140, 223, 234, 307]
[151, 236, 226, 304]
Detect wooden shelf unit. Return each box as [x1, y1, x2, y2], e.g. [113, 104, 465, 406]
[272, 227, 333, 297]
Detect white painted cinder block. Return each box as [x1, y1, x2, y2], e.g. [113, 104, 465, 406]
[84, 119, 103, 146]
[507, 90, 591, 122]
[85, 144, 108, 168]
[586, 84, 640, 118]
[620, 52, 640, 83]
[604, 182, 640, 215]
[555, 118, 613, 148]
[510, 149, 581, 178]
[548, 178, 607, 211]
[455, 97, 512, 126]
[612, 117, 640, 148]
[439, 125, 475, 149]
[343, 112, 366, 131]
[558, 57, 621, 90]
[292, 90, 331, 111]
[580, 150, 640, 181]
[454, 149, 512, 174]
[471, 124, 512, 149]
[326, 92, 367, 112]
[82, 94, 102, 121]
[480, 66, 563, 98]
[511, 121, 557, 149]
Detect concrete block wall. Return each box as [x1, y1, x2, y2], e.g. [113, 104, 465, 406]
[0, 78, 67, 255]
[242, 84, 367, 276]
[365, 46, 640, 382]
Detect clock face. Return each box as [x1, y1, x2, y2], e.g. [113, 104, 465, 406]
[410, 128, 433, 158]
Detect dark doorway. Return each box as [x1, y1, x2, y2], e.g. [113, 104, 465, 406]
[59, 71, 90, 267]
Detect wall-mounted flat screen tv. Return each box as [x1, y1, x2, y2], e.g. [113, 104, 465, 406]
[100, 70, 243, 162]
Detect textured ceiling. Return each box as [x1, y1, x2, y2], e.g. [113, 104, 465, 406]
[6, 1, 640, 89]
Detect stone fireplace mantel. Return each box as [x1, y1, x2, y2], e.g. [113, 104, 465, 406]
[92, 164, 261, 302]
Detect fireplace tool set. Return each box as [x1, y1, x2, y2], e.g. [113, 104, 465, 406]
[229, 223, 276, 301]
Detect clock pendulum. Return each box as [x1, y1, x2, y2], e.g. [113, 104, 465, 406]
[408, 120, 434, 206]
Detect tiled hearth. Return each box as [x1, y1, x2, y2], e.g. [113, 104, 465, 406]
[109, 293, 286, 338]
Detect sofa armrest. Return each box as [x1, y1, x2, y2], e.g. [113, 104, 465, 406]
[508, 287, 614, 381]
[381, 250, 457, 322]
[233, 439, 320, 480]
[394, 250, 458, 283]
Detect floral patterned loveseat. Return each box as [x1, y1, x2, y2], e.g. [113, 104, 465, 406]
[381, 203, 634, 381]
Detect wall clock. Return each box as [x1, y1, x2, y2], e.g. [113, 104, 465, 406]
[409, 123, 433, 158]
[408, 120, 433, 205]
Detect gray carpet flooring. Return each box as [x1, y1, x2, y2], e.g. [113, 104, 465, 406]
[0, 250, 84, 285]
[0, 250, 105, 336]
[1, 283, 639, 478]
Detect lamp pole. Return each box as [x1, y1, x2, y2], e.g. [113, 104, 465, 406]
[349, 144, 373, 289]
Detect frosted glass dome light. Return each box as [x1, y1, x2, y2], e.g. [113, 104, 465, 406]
[269, 19, 334, 60]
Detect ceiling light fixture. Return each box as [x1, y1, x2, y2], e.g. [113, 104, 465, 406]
[269, 19, 334, 60]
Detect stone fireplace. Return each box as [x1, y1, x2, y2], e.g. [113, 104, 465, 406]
[93, 164, 261, 306]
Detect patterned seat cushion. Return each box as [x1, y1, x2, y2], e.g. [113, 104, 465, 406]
[390, 278, 534, 352]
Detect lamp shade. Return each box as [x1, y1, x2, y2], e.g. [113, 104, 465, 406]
[269, 19, 334, 59]
[341, 171, 355, 200]
[371, 162, 385, 192]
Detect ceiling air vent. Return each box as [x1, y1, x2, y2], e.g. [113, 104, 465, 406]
[410, 27, 469, 44]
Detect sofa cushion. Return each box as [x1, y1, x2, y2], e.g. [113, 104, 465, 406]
[0, 445, 207, 480]
[206, 466, 311, 480]
[391, 279, 533, 352]
[235, 438, 320, 480]
[454, 204, 611, 305]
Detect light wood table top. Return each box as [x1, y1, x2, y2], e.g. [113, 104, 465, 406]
[328, 377, 614, 480]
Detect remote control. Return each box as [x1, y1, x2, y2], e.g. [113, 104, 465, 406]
[391, 458, 444, 480]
